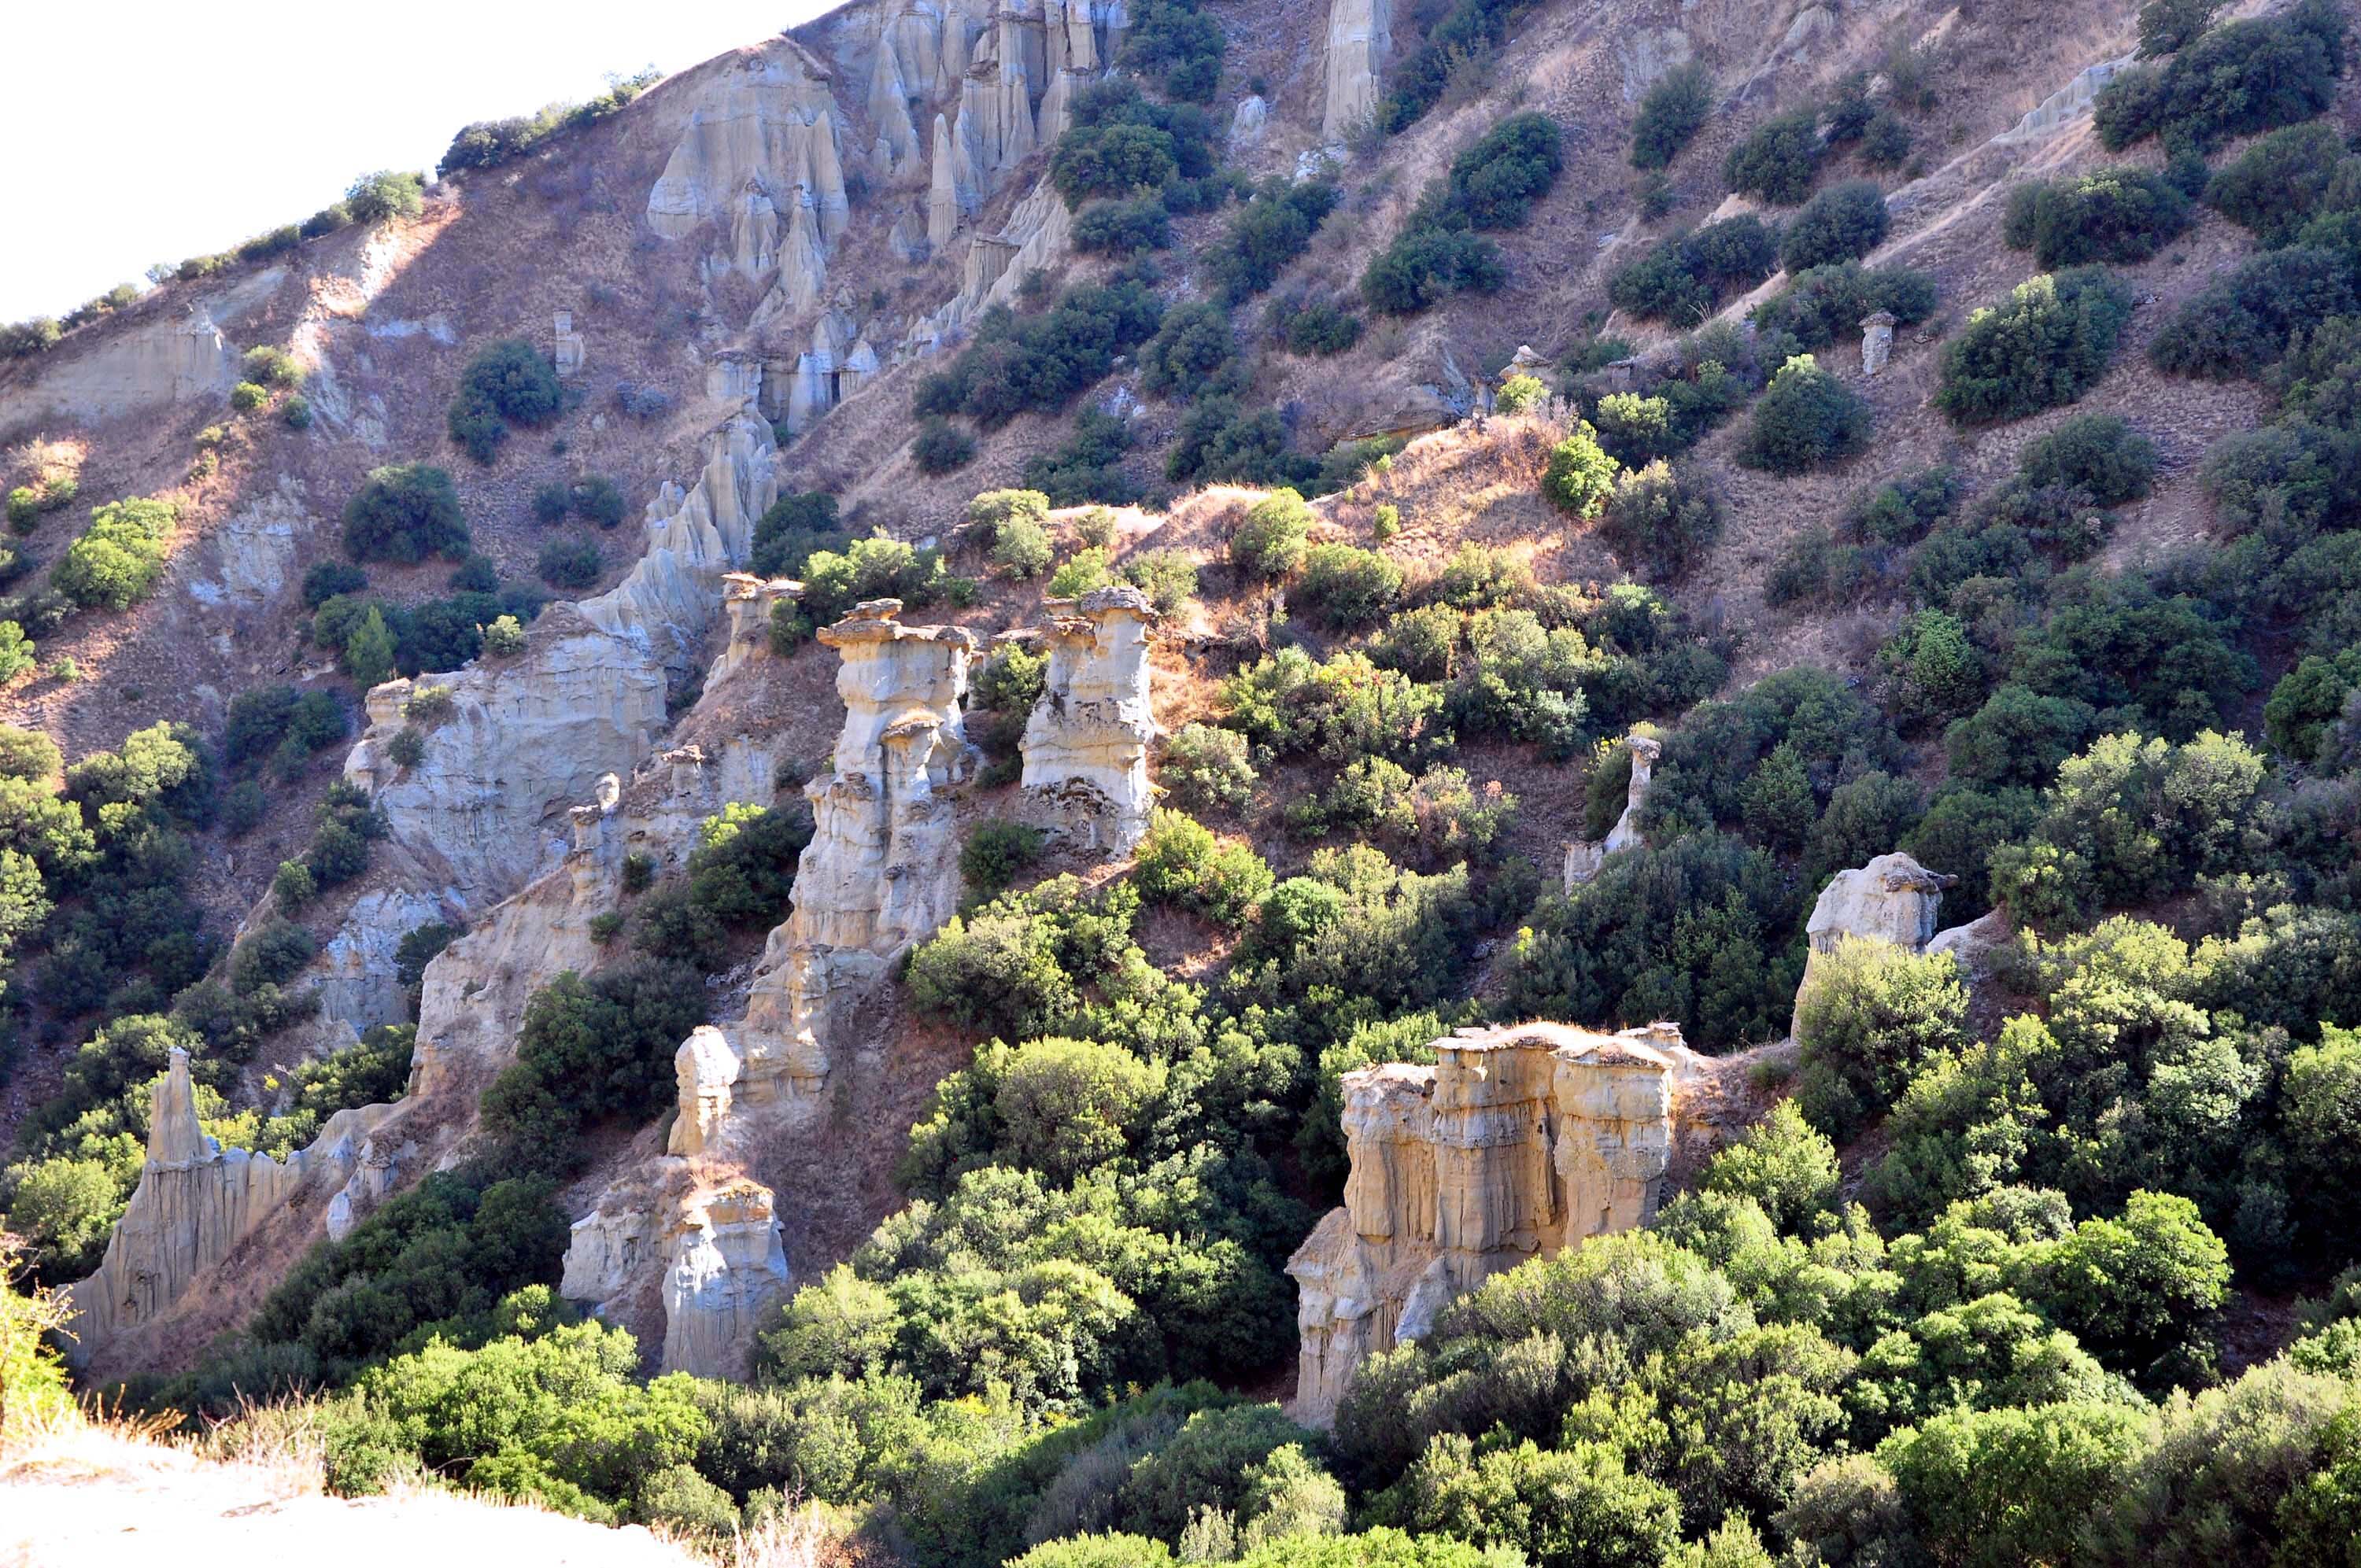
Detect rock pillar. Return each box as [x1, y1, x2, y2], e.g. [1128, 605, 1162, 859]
[1018, 585, 1160, 854]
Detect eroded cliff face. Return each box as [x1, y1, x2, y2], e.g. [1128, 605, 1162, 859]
[318, 410, 778, 1040]
[562, 598, 981, 1376]
[60, 1051, 394, 1367]
[1790, 851, 1955, 1035]
[1287, 1020, 1713, 1424]
[1321, 0, 1391, 143]
[1018, 584, 1158, 854]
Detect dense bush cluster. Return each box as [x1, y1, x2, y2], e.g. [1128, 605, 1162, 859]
[447, 340, 566, 464]
[1362, 114, 1562, 315]
[435, 69, 657, 176]
[52, 497, 176, 611]
[2095, 0, 2345, 152]
[1934, 267, 2135, 425]
[915, 279, 1163, 430]
[1606, 216, 1777, 324]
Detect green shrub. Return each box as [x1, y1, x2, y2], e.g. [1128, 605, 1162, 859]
[2204, 120, 2345, 245]
[1632, 62, 1713, 169]
[53, 497, 177, 611]
[2004, 165, 2197, 267]
[245, 347, 304, 390]
[482, 963, 709, 1173]
[1542, 422, 1618, 516]
[570, 476, 626, 529]
[1271, 296, 1364, 356]
[1446, 113, 1564, 229]
[1934, 267, 2134, 425]
[748, 491, 841, 578]
[536, 536, 600, 590]
[1210, 179, 1341, 302]
[2150, 246, 2356, 380]
[962, 821, 1046, 898]
[1607, 216, 1778, 323]
[1123, 549, 1199, 615]
[1738, 355, 1871, 474]
[1135, 808, 1273, 926]
[1781, 180, 1890, 271]
[912, 419, 976, 474]
[483, 614, 526, 656]
[1861, 110, 1915, 169]
[1751, 262, 1937, 349]
[230, 381, 269, 413]
[1232, 489, 1313, 579]
[992, 515, 1055, 580]
[2095, 0, 2344, 151]
[345, 170, 426, 223]
[2139, 0, 2224, 55]
[1119, 0, 1226, 100]
[1793, 938, 1971, 1136]
[1162, 722, 1258, 813]
[303, 561, 368, 607]
[1296, 544, 1404, 629]
[1724, 109, 1825, 204]
[2019, 413, 2159, 505]
[1360, 226, 1506, 315]
[1025, 412, 1139, 506]
[1047, 548, 1114, 598]
[1073, 197, 1174, 257]
[448, 339, 563, 464]
[282, 395, 313, 430]
[1493, 373, 1547, 415]
[343, 463, 469, 563]
[1598, 460, 1722, 579]
[918, 276, 1165, 430]
[531, 483, 571, 525]
[1139, 301, 1242, 398]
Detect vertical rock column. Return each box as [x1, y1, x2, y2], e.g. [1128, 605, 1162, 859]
[1018, 585, 1160, 854]
[1321, 0, 1392, 142]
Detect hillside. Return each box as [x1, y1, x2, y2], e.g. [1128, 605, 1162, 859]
[6, 0, 2361, 1561]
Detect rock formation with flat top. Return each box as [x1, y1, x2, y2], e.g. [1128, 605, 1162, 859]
[1287, 1020, 1709, 1423]
[1019, 584, 1159, 854]
[660, 1182, 793, 1378]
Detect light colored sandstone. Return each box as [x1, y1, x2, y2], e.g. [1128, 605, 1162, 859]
[1287, 1020, 1708, 1422]
[1019, 585, 1159, 854]
[1791, 852, 1956, 1035]
[1321, 0, 1391, 142]
[1563, 732, 1659, 889]
[669, 1028, 742, 1157]
[661, 1182, 793, 1379]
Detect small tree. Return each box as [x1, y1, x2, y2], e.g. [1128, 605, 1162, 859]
[1632, 61, 1714, 169]
[1232, 489, 1312, 580]
[344, 463, 470, 563]
[1780, 180, 1890, 271]
[1739, 355, 1871, 474]
[1598, 460, 1723, 579]
[1542, 422, 1618, 517]
[345, 607, 397, 688]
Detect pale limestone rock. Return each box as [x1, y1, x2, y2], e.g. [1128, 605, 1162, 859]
[1020, 585, 1159, 854]
[929, 112, 976, 249]
[561, 1202, 663, 1305]
[1926, 907, 2012, 978]
[60, 1051, 390, 1367]
[1230, 94, 1270, 150]
[1996, 53, 2137, 143]
[1861, 311, 1896, 378]
[742, 600, 979, 1097]
[1039, 68, 1088, 142]
[1321, 0, 1391, 143]
[553, 310, 586, 378]
[0, 268, 280, 430]
[661, 1182, 792, 1378]
[1791, 852, 1956, 1035]
[648, 42, 848, 275]
[308, 887, 456, 1031]
[1563, 733, 1659, 889]
[912, 179, 1073, 347]
[1287, 1021, 1708, 1423]
[717, 574, 804, 681]
[870, 42, 925, 176]
[669, 1028, 742, 1157]
[184, 476, 307, 610]
[706, 351, 765, 406]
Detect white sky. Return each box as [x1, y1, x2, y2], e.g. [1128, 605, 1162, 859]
[0, 2, 840, 322]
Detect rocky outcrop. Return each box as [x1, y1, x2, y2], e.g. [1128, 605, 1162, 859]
[717, 574, 803, 682]
[60, 1051, 393, 1367]
[648, 40, 849, 283]
[1287, 1021, 1709, 1423]
[1018, 585, 1158, 854]
[911, 179, 1077, 350]
[0, 267, 282, 431]
[661, 1182, 793, 1378]
[1562, 732, 1658, 889]
[1996, 53, 2137, 143]
[1790, 852, 1955, 1035]
[563, 600, 979, 1376]
[1321, 0, 1391, 142]
[331, 412, 777, 1032]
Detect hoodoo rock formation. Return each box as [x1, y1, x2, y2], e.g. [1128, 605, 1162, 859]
[1790, 851, 1954, 1035]
[60, 1051, 394, 1367]
[1562, 732, 1659, 889]
[1018, 584, 1159, 854]
[1287, 1020, 1711, 1424]
[561, 599, 981, 1376]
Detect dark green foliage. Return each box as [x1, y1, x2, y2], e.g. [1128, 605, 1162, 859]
[1751, 262, 1936, 350]
[1738, 355, 1871, 474]
[535, 534, 600, 590]
[570, 475, 626, 529]
[247, 1170, 569, 1376]
[2019, 414, 2159, 506]
[1445, 113, 1563, 229]
[2140, 0, 2225, 56]
[1166, 397, 1314, 489]
[1374, 0, 1544, 133]
[1048, 83, 1218, 209]
[913, 418, 977, 474]
[433, 70, 656, 176]
[1119, 0, 1226, 100]
[344, 170, 427, 223]
[1024, 411, 1139, 506]
[2095, 0, 2344, 152]
[2204, 120, 2345, 245]
[1502, 832, 1801, 1046]
[1780, 180, 1890, 271]
[913, 279, 1163, 428]
[1598, 460, 1723, 580]
[1724, 109, 1825, 204]
[1632, 62, 1713, 169]
[1934, 267, 2135, 425]
[481, 961, 711, 1174]
[1359, 114, 1560, 315]
[448, 339, 564, 463]
[1139, 301, 1242, 398]
[2003, 167, 2196, 267]
[1073, 197, 1174, 257]
[1296, 544, 1406, 629]
[1210, 180, 1340, 303]
[962, 820, 1045, 898]
[2151, 246, 2358, 380]
[342, 463, 470, 563]
[1269, 295, 1365, 356]
[749, 492, 842, 579]
[1608, 216, 1779, 323]
[1794, 938, 1971, 1136]
[1359, 227, 1506, 315]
